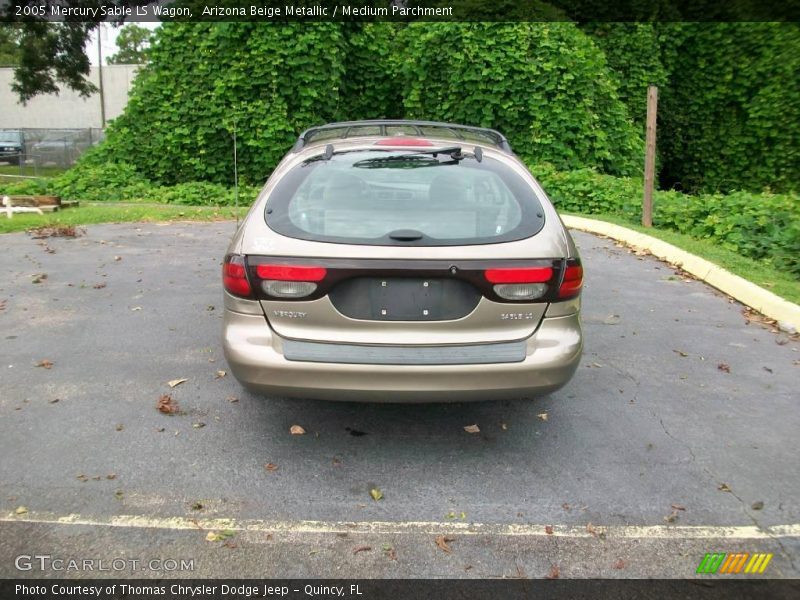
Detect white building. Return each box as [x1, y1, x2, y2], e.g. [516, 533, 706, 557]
[0, 64, 139, 130]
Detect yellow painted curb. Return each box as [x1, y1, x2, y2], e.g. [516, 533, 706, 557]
[562, 214, 800, 333]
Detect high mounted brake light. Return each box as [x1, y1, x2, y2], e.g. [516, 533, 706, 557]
[375, 137, 435, 147]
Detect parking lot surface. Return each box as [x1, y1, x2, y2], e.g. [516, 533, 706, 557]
[0, 222, 798, 579]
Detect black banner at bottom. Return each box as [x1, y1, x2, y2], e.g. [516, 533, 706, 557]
[3, 579, 800, 600]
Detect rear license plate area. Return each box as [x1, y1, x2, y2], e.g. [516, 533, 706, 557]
[329, 277, 481, 321]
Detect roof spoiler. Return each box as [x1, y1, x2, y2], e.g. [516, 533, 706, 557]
[292, 120, 513, 154]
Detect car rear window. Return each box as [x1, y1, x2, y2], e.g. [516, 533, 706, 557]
[264, 149, 545, 246]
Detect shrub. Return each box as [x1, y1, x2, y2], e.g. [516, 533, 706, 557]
[532, 163, 800, 278]
[399, 22, 643, 176]
[79, 23, 347, 186]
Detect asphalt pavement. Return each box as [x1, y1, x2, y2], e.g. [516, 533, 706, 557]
[0, 222, 797, 579]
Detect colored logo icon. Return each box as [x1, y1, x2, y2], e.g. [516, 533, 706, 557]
[696, 553, 773, 574]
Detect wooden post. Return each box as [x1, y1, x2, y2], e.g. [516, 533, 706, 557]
[642, 85, 658, 227]
[97, 27, 106, 128]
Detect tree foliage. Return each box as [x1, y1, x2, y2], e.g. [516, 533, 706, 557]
[0, 24, 21, 67]
[84, 23, 347, 185]
[657, 23, 800, 193]
[398, 22, 643, 176]
[108, 24, 153, 65]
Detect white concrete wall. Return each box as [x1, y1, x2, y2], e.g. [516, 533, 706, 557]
[0, 65, 139, 129]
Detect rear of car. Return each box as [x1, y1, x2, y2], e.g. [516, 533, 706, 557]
[222, 121, 582, 402]
[0, 130, 24, 165]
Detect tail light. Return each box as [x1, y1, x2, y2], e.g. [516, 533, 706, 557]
[484, 267, 553, 301]
[222, 254, 252, 298]
[255, 263, 327, 299]
[559, 260, 583, 299]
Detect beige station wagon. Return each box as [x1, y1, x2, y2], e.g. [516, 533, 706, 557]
[222, 120, 583, 401]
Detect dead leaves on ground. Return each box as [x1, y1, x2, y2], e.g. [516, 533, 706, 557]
[28, 225, 83, 239]
[537, 413, 549, 421]
[264, 463, 279, 472]
[717, 362, 731, 373]
[157, 394, 180, 415]
[369, 488, 383, 501]
[435, 535, 454, 553]
[214, 370, 227, 379]
[290, 425, 306, 435]
[168, 378, 188, 388]
[35, 359, 54, 369]
[206, 530, 236, 542]
[718, 483, 732, 492]
[463, 424, 480, 434]
[352, 546, 371, 555]
[546, 565, 560, 579]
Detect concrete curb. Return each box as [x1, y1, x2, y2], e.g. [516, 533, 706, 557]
[562, 214, 800, 333]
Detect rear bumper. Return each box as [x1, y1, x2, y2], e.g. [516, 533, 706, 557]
[222, 308, 582, 402]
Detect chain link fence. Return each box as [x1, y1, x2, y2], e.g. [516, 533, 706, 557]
[0, 128, 105, 177]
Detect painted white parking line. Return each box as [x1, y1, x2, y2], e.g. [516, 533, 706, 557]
[3, 512, 800, 540]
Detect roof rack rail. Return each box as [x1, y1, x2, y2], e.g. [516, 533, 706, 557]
[293, 120, 513, 154]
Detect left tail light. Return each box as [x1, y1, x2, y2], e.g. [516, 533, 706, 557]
[254, 263, 327, 299]
[222, 254, 253, 298]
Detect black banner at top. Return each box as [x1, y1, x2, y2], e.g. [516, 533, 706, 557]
[2, 0, 799, 23]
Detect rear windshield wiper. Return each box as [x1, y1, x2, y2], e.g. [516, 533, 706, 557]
[353, 147, 464, 169]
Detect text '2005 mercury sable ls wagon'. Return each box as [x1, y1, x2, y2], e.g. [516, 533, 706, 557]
[222, 120, 583, 402]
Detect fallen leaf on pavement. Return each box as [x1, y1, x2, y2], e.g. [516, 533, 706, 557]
[191, 502, 204, 511]
[545, 525, 554, 535]
[501, 423, 508, 430]
[537, 413, 549, 421]
[290, 425, 306, 435]
[168, 378, 188, 388]
[718, 483, 732, 492]
[586, 523, 599, 537]
[673, 350, 689, 357]
[671, 504, 686, 511]
[717, 363, 731, 373]
[15, 506, 28, 515]
[370, 488, 383, 501]
[192, 422, 206, 429]
[206, 530, 236, 542]
[226, 396, 239, 403]
[77, 474, 88, 482]
[115, 424, 124, 432]
[215, 370, 226, 379]
[114, 490, 124, 501]
[93, 283, 106, 289]
[157, 394, 179, 415]
[265, 463, 278, 472]
[31, 273, 48, 284]
[353, 546, 372, 555]
[463, 424, 480, 433]
[114, 256, 122, 261]
[751, 501, 764, 510]
[35, 360, 54, 369]
[106, 474, 116, 480]
[546, 565, 560, 579]
[664, 510, 680, 523]
[435, 535, 454, 553]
